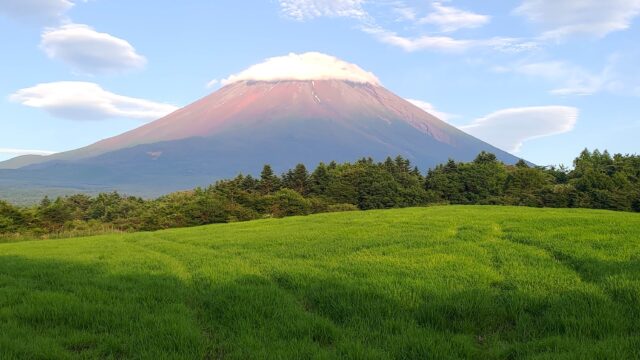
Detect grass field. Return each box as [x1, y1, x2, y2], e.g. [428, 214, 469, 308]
[1, 206, 639, 359]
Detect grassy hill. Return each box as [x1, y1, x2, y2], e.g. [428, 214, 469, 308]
[1, 206, 638, 359]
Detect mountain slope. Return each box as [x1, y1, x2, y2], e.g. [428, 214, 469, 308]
[0, 80, 521, 196]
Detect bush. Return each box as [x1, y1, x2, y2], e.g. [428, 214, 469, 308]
[266, 189, 311, 217]
[326, 203, 359, 212]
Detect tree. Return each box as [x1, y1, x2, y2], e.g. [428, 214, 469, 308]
[259, 164, 281, 195]
[504, 166, 551, 206]
[0, 200, 26, 233]
[266, 189, 311, 217]
[309, 162, 332, 196]
[241, 175, 259, 192]
[425, 160, 464, 203]
[473, 151, 498, 164]
[39, 197, 73, 231]
[282, 163, 310, 195]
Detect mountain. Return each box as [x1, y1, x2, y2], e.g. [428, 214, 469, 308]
[0, 53, 522, 198]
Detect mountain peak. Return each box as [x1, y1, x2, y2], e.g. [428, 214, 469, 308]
[221, 52, 380, 86]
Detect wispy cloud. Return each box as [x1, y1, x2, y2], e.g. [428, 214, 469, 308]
[278, 0, 367, 21]
[392, 5, 417, 22]
[419, 1, 490, 33]
[406, 99, 456, 122]
[0, 148, 57, 156]
[206, 79, 219, 89]
[514, 0, 640, 40]
[278, 1, 535, 53]
[0, 0, 76, 24]
[363, 25, 536, 53]
[10, 81, 178, 121]
[497, 53, 640, 97]
[40, 23, 146, 75]
[461, 106, 578, 152]
[361, 26, 472, 52]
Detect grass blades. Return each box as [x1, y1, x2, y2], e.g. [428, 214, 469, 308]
[1, 206, 639, 359]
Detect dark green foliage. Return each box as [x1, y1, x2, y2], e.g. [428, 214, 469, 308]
[265, 189, 312, 217]
[282, 164, 310, 195]
[425, 149, 640, 212]
[309, 162, 331, 196]
[259, 164, 281, 195]
[0, 200, 25, 233]
[1, 150, 639, 240]
[426, 154, 508, 204]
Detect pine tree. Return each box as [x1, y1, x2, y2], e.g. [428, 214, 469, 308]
[474, 151, 498, 164]
[309, 163, 331, 196]
[259, 164, 280, 195]
[241, 175, 259, 192]
[395, 155, 411, 174]
[40, 195, 51, 208]
[283, 164, 310, 195]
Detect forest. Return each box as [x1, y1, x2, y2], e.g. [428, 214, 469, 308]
[1, 149, 639, 240]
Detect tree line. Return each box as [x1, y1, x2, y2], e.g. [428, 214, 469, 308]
[1, 149, 638, 239]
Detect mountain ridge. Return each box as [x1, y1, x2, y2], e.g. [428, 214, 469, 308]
[0, 79, 522, 196]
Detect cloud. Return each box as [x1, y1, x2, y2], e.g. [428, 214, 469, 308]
[406, 99, 456, 122]
[0, 0, 75, 24]
[420, 1, 490, 32]
[222, 52, 380, 85]
[509, 61, 604, 96]
[362, 26, 473, 52]
[392, 5, 417, 22]
[498, 54, 640, 97]
[278, 1, 536, 54]
[461, 106, 578, 152]
[0, 148, 56, 156]
[40, 23, 146, 75]
[206, 79, 219, 89]
[514, 0, 640, 39]
[363, 26, 537, 53]
[10, 81, 178, 121]
[278, 0, 366, 21]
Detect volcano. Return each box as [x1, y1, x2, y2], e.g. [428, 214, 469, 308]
[0, 53, 521, 197]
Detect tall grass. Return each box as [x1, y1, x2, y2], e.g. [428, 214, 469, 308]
[0, 206, 638, 359]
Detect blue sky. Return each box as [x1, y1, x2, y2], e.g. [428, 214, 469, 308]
[0, 0, 639, 166]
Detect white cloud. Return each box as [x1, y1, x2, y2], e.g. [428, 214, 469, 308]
[0, 0, 75, 24]
[514, 0, 640, 39]
[10, 82, 178, 121]
[279, 0, 366, 21]
[277, 1, 536, 54]
[420, 1, 490, 32]
[406, 99, 455, 122]
[362, 26, 473, 52]
[498, 54, 640, 97]
[40, 24, 146, 75]
[222, 52, 380, 85]
[392, 5, 417, 22]
[206, 79, 219, 89]
[0, 148, 56, 156]
[513, 61, 604, 96]
[363, 26, 536, 53]
[461, 106, 578, 152]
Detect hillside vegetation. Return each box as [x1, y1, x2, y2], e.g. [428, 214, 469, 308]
[1, 149, 639, 241]
[1, 206, 639, 359]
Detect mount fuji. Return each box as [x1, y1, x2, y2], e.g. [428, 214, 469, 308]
[0, 53, 521, 197]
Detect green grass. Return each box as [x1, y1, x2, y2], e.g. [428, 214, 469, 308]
[1, 205, 639, 359]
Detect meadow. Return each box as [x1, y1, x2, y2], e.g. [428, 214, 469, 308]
[1, 205, 638, 359]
